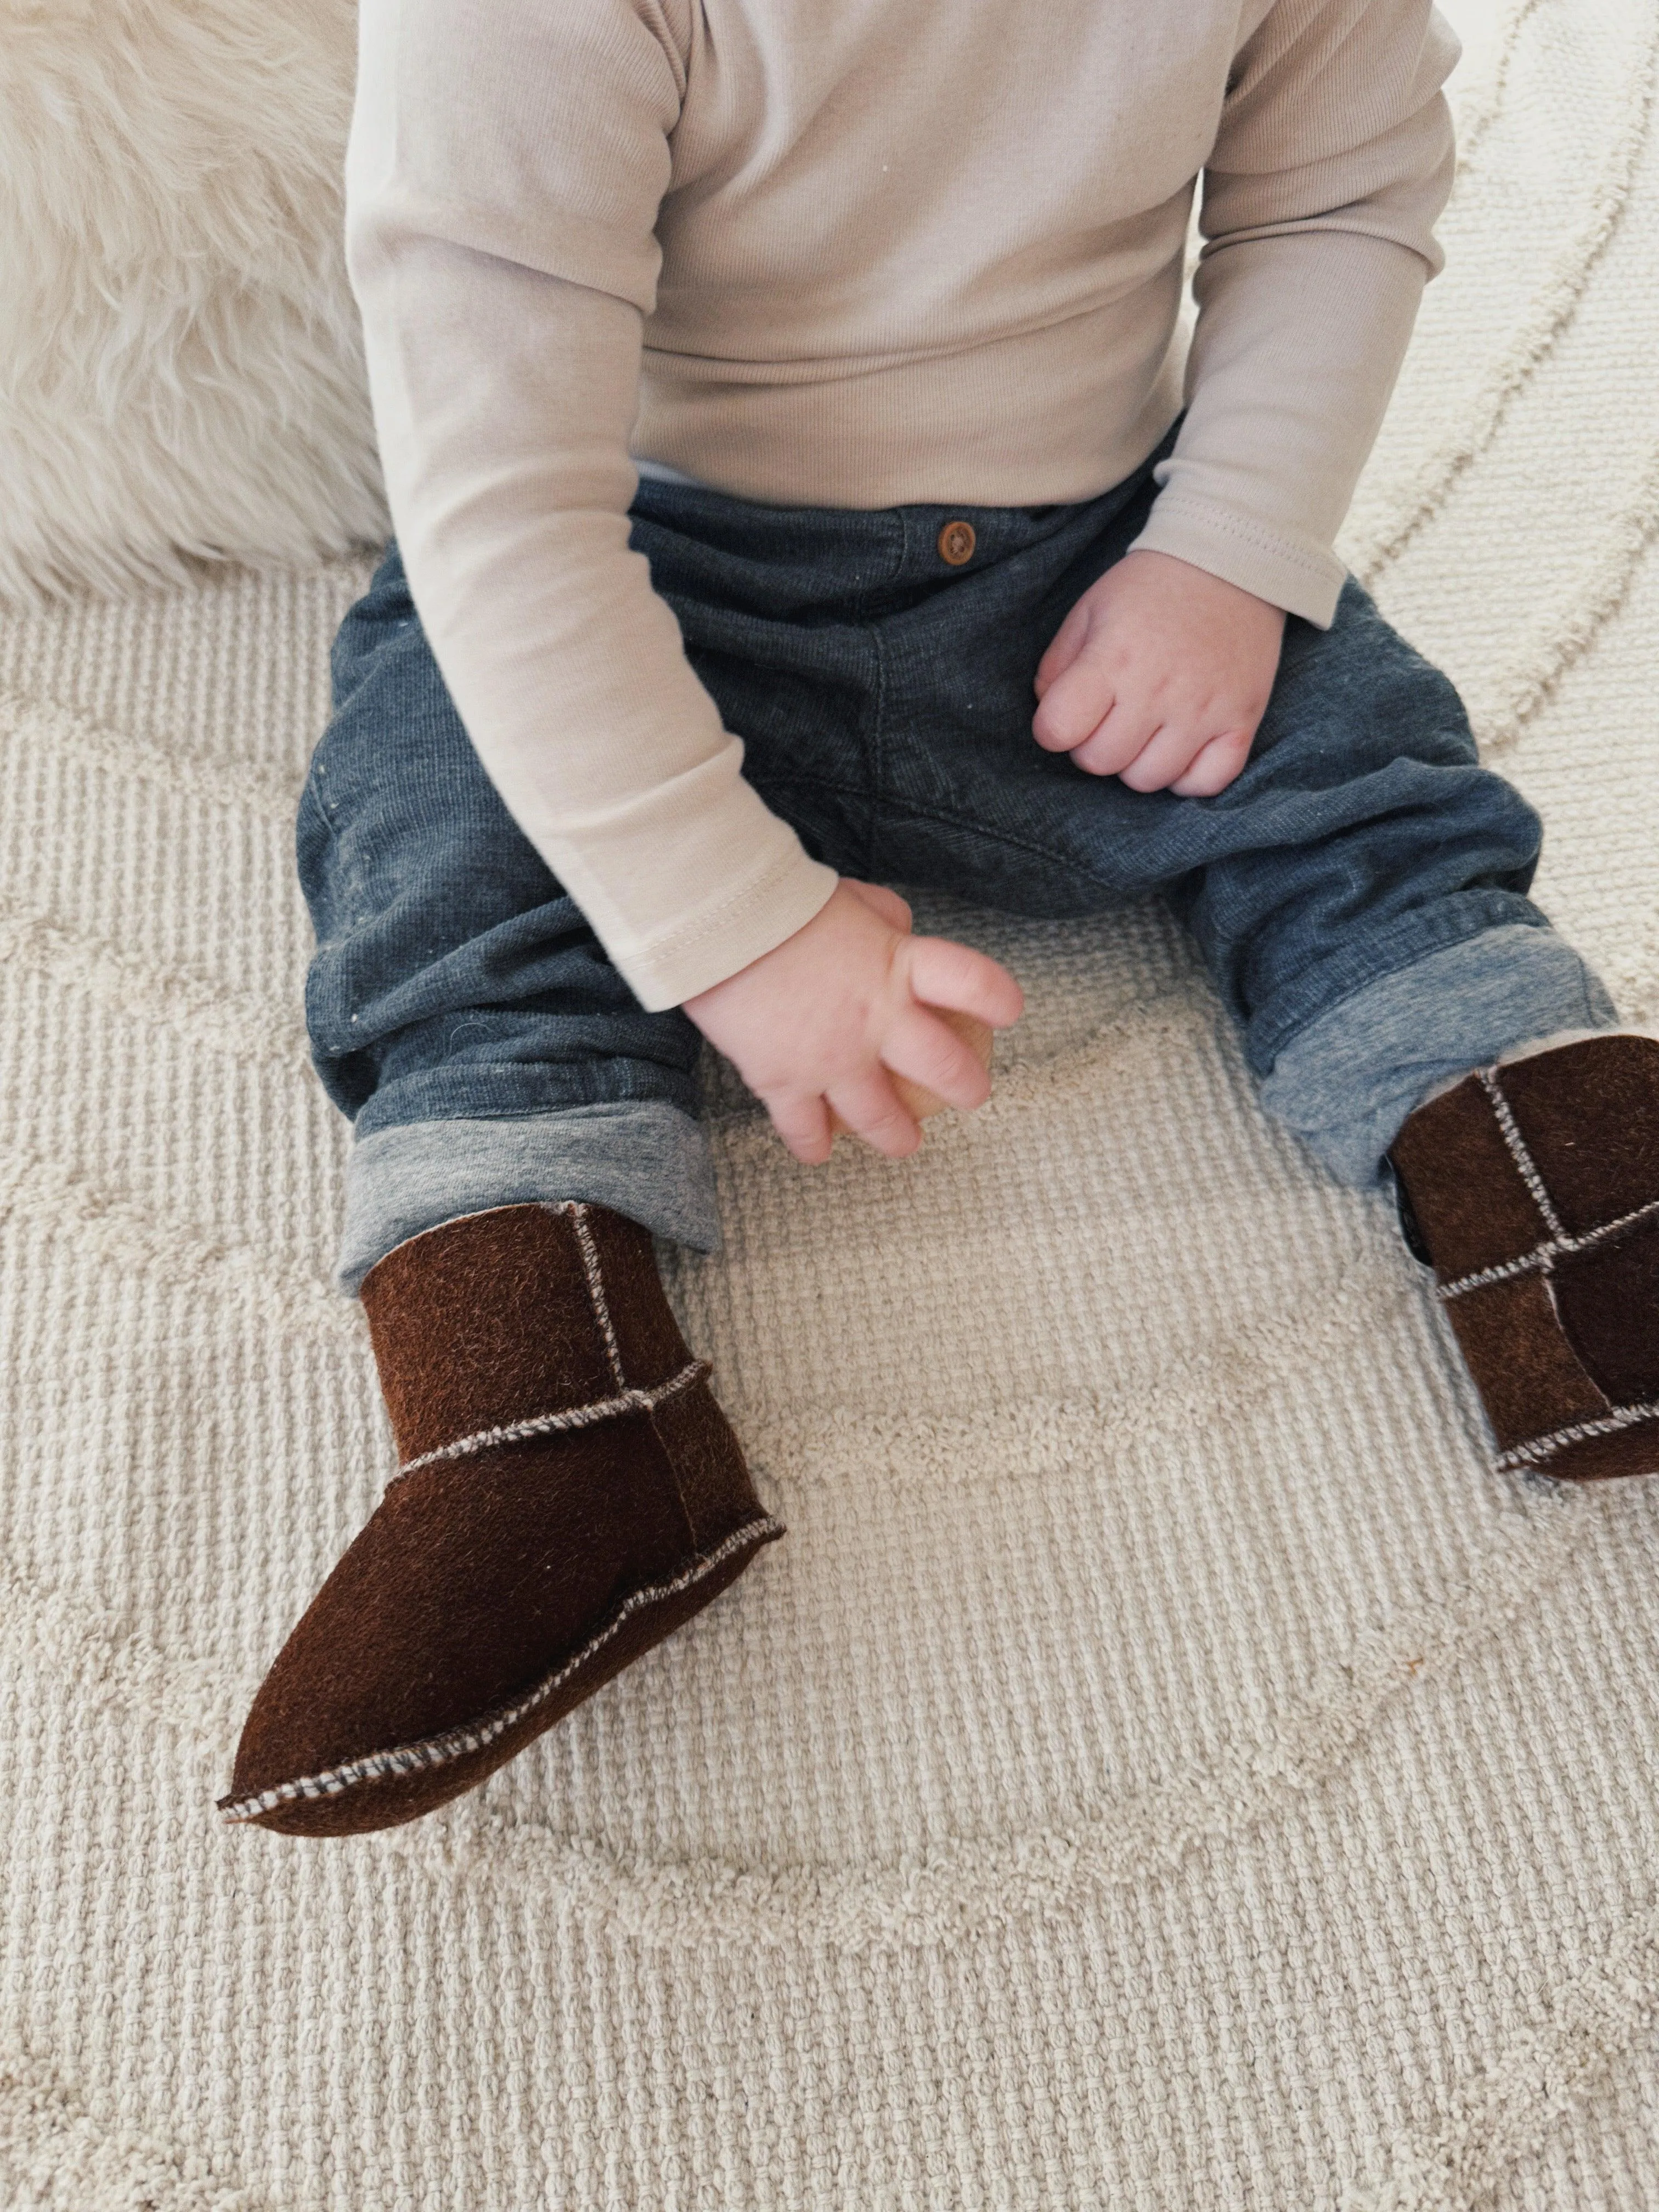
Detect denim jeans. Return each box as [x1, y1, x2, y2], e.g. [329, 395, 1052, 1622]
[300, 438, 1615, 1288]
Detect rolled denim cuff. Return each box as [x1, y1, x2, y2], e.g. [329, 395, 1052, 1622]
[337, 1102, 719, 1293]
[1259, 923, 1620, 1186]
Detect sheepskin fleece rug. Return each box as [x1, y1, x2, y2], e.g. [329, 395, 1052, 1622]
[0, 0, 383, 600]
[2, 1, 1659, 2205]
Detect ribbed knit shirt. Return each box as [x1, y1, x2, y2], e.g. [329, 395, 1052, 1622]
[346, 0, 1458, 1009]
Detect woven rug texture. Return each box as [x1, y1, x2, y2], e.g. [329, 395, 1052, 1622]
[1, 1, 1657, 2204]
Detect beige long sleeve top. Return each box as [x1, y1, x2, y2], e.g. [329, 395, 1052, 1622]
[346, 0, 1458, 1009]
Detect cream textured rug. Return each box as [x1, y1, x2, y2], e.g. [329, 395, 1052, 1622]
[2, 1, 1658, 2203]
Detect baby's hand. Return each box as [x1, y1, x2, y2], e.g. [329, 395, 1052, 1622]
[1032, 549, 1285, 797]
[682, 879, 1024, 1164]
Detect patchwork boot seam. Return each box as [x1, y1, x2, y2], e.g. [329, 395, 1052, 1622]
[1436, 1195, 1659, 1301]
[387, 1360, 708, 1485]
[1479, 1066, 1567, 1237]
[571, 1202, 629, 1389]
[1493, 1401, 1659, 1473]
[571, 1199, 701, 1549]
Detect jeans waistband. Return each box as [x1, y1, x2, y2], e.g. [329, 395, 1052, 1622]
[627, 419, 1180, 586]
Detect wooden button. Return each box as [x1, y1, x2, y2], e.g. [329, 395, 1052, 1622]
[936, 520, 977, 566]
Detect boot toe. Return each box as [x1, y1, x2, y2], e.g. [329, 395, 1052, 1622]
[220, 1406, 781, 1837]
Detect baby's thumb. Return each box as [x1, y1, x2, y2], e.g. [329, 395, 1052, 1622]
[907, 934, 1024, 1029]
[843, 878, 913, 934]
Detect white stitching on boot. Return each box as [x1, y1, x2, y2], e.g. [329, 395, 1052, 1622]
[1493, 1401, 1659, 1472]
[1435, 1194, 1659, 1302]
[387, 1359, 708, 1485]
[1477, 1066, 1567, 1237]
[572, 1201, 628, 1389]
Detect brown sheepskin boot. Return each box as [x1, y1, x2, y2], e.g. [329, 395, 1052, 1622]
[218, 1201, 782, 1836]
[1390, 1034, 1659, 1481]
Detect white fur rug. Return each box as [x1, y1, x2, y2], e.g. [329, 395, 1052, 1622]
[0, 0, 383, 601]
[2, 2, 1658, 2205]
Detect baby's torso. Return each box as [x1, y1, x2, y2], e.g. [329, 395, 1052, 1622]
[634, 0, 1271, 506]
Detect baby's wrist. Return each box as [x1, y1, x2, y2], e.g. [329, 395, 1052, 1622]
[1121, 547, 1284, 621]
[681, 878, 845, 1017]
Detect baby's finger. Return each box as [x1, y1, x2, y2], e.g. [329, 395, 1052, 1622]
[826, 1070, 923, 1159]
[883, 1005, 994, 1113]
[843, 879, 913, 934]
[1033, 596, 1093, 698]
[1115, 719, 1209, 793]
[1069, 701, 1161, 779]
[1170, 728, 1253, 798]
[1032, 653, 1116, 750]
[906, 935, 1025, 1029]
[765, 1090, 836, 1165]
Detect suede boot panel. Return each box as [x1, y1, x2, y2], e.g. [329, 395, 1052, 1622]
[221, 1201, 782, 1834]
[229, 1414, 695, 1800]
[647, 1379, 768, 1554]
[1497, 1035, 1659, 1234]
[1387, 1077, 1546, 1278]
[361, 1203, 618, 1460]
[1551, 1216, 1659, 1403]
[1440, 1273, 1608, 1451]
[235, 1539, 765, 1838]
[1390, 1037, 1659, 1482]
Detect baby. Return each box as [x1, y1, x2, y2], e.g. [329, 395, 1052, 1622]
[218, 0, 1659, 1836]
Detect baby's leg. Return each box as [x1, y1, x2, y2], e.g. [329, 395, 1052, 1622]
[1126, 582, 1616, 1178]
[868, 518, 1650, 1481]
[1170, 583, 1656, 1482]
[301, 546, 716, 1282]
[219, 546, 781, 1837]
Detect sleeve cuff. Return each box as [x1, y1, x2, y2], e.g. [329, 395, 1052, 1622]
[1128, 488, 1347, 629]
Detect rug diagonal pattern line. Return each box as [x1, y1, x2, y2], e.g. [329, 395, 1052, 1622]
[1347, 0, 1659, 589]
[0, 1487, 1623, 1954]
